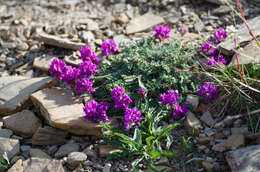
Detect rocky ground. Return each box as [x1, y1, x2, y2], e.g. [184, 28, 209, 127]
[0, 0, 260, 172]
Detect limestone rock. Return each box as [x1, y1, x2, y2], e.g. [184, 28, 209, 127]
[0, 76, 52, 116]
[0, 138, 20, 162]
[8, 159, 23, 172]
[67, 152, 87, 166]
[30, 149, 51, 159]
[64, 55, 81, 67]
[36, 32, 85, 50]
[186, 95, 199, 109]
[30, 88, 103, 136]
[203, 0, 226, 5]
[116, 13, 129, 24]
[33, 55, 55, 72]
[23, 158, 65, 172]
[3, 110, 40, 137]
[32, 126, 68, 145]
[225, 135, 245, 149]
[54, 143, 80, 158]
[225, 144, 260, 172]
[220, 16, 260, 55]
[0, 129, 13, 138]
[97, 145, 121, 158]
[126, 13, 164, 35]
[202, 161, 214, 172]
[185, 111, 203, 134]
[200, 111, 215, 127]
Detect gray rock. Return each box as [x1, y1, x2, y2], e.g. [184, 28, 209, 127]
[55, 143, 80, 158]
[220, 16, 260, 55]
[225, 144, 260, 172]
[33, 55, 55, 72]
[46, 145, 58, 155]
[0, 76, 52, 116]
[30, 149, 51, 159]
[203, 0, 226, 5]
[185, 111, 203, 134]
[21, 145, 31, 152]
[0, 129, 13, 138]
[201, 111, 215, 127]
[36, 32, 85, 50]
[104, 30, 114, 38]
[194, 21, 204, 33]
[212, 5, 231, 15]
[83, 145, 97, 159]
[186, 95, 199, 108]
[32, 126, 68, 146]
[30, 88, 106, 136]
[3, 110, 40, 137]
[23, 158, 65, 172]
[87, 22, 99, 31]
[126, 13, 164, 35]
[231, 127, 249, 135]
[67, 152, 87, 166]
[64, 55, 81, 66]
[103, 163, 112, 172]
[0, 137, 20, 162]
[1, 42, 16, 49]
[7, 159, 23, 172]
[16, 42, 29, 51]
[79, 31, 95, 43]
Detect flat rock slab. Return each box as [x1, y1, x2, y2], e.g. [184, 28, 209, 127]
[33, 55, 56, 72]
[64, 55, 82, 66]
[229, 40, 260, 65]
[7, 159, 23, 172]
[36, 32, 85, 50]
[0, 137, 20, 162]
[23, 158, 65, 172]
[3, 110, 40, 137]
[203, 0, 225, 5]
[220, 16, 260, 55]
[225, 144, 260, 172]
[30, 87, 103, 136]
[126, 13, 164, 35]
[32, 126, 68, 145]
[0, 76, 52, 116]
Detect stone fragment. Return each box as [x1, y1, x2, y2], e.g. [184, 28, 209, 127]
[7, 159, 23, 172]
[83, 145, 97, 159]
[0, 76, 52, 116]
[79, 31, 95, 43]
[225, 145, 260, 172]
[33, 55, 55, 72]
[144, 166, 172, 172]
[229, 40, 260, 65]
[21, 145, 31, 152]
[185, 111, 203, 134]
[32, 126, 68, 145]
[30, 88, 104, 136]
[0, 129, 13, 138]
[186, 95, 199, 108]
[202, 161, 214, 172]
[126, 13, 164, 35]
[116, 13, 129, 24]
[225, 135, 245, 149]
[231, 127, 249, 135]
[212, 142, 226, 152]
[30, 149, 51, 159]
[17, 42, 29, 51]
[203, 0, 226, 5]
[64, 55, 81, 66]
[103, 163, 112, 172]
[198, 136, 214, 144]
[3, 110, 40, 137]
[201, 111, 215, 127]
[154, 157, 169, 166]
[54, 143, 80, 158]
[212, 5, 231, 15]
[97, 145, 121, 158]
[36, 32, 85, 50]
[0, 138, 20, 161]
[23, 158, 65, 172]
[87, 22, 99, 31]
[220, 16, 260, 55]
[67, 152, 87, 166]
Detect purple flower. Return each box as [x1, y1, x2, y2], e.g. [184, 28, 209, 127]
[123, 107, 142, 130]
[78, 61, 98, 77]
[111, 86, 132, 110]
[201, 41, 217, 56]
[101, 40, 118, 56]
[83, 100, 110, 123]
[215, 55, 227, 65]
[179, 26, 187, 34]
[214, 27, 227, 43]
[154, 24, 170, 40]
[79, 45, 100, 64]
[160, 90, 179, 107]
[172, 104, 188, 119]
[207, 57, 216, 66]
[138, 88, 147, 100]
[49, 58, 66, 80]
[198, 82, 218, 100]
[63, 66, 80, 84]
[75, 78, 95, 94]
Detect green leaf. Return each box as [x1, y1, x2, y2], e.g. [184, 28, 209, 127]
[138, 75, 147, 90]
[131, 156, 144, 169]
[133, 129, 142, 145]
[182, 157, 203, 166]
[166, 135, 173, 150]
[149, 150, 161, 160]
[182, 136, 191, 152]
[161, 151, 176, 158]
[257, 41, 260, 48]
[157, 123, 179, 140]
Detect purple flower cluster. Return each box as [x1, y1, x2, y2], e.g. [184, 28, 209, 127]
[154, 24, 170, 40]
[214, 27, 227, 43]
[101, 40, 118, 56]
[198, 82, 218, 100]
[160, 90, 179, 107]
[201, 27, 228, 66]
[138, 88, 147, 100]
[160, 89, 187, 119]
[123, 107, 142, 130]
[79, 45, 100, 64]
[83, 100, 110, 123]
[49, 44, 99, 94]
[111, 86, 133, 110]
